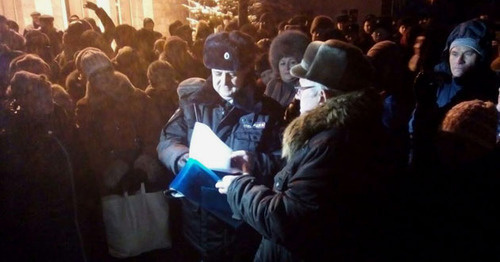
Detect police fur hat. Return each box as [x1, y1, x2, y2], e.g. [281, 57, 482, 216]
[291, 40, 372, 92]
[269, 30, 310, 77]
[203, 31, 257, 71]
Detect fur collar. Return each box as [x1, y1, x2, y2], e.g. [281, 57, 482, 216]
[282, 88, 382, 160]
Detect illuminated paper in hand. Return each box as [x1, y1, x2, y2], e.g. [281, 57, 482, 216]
[189, 122, 232, 170]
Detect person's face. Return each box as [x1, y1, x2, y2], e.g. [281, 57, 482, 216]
[32, 15, 41, 26]
[212, 69, 239, 101]
[278, 56, 298, 83]
[449, 45, 479, 78]
[298, 78, 325, 115]
[363, 21, 373, 34]
[371, 28, 390, 43]
[260, 69, 273, 85]
[337, 22, 347, 31]
[145, 22, 154, 31]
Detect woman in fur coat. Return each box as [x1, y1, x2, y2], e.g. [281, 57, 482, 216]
[217, 40, 393, 261]
[264, 30, 310, 108]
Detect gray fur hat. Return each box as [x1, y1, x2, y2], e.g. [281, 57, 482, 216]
[269, 30, 310, 77]
[291, 40, 372, 92]
[203, 31, 257, 71]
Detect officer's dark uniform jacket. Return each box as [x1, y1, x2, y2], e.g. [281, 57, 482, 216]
[157, 77, 284, 259]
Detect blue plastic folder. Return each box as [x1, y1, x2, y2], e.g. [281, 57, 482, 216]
[167, 158, 243, 227]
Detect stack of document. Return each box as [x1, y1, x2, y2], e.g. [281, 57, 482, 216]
[167, 123, 243, 227]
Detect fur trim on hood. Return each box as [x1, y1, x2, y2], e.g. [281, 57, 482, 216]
[282, 88, 382, 160]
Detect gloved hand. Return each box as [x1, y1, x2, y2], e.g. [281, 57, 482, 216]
[134, 154, 165, 183]
[103, 159, 129, 189]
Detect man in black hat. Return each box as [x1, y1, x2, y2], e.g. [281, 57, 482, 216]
[39, 15, 62, 56]
[23, 11, 41, 36]
[158, 30, 284, 261]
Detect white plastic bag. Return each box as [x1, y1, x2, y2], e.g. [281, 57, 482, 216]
[102, 183, 171, 258]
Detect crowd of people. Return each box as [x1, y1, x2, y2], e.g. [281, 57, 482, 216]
[0, 1, 499, 261]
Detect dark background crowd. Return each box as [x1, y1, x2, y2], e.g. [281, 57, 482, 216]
[0, 0, 499, 261]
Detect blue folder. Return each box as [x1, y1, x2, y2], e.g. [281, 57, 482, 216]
[167, 158, 243, 227]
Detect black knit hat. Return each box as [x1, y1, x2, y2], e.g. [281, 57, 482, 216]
[203, 31, 257, 71]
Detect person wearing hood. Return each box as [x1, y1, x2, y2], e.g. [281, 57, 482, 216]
[216, 40, 393, 261]
[157, 30, 285, 261]
[265, 30, 310, 108]
[409, 18, 498, 171]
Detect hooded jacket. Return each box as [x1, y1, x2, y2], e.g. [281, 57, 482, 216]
[227, 88, 392, 261]
[409, 19, 498, 170]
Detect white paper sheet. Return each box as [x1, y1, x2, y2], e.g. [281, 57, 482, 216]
[189, 122, 232, 171]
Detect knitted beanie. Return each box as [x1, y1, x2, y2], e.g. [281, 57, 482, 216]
[441, 99, 498, 149]
[75, 47, 113, 78]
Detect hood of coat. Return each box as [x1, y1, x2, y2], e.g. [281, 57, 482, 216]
[282, 88, 382, 160]
[435, 19, 493, 75]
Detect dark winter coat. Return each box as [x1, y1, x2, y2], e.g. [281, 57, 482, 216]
[226, 88, 393, 261]
[157, 77, 285, 260]
[76, 72, 164, 195]
[0, 106, 87, 261]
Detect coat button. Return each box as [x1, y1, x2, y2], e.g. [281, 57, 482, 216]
[275, 182, 280, 187]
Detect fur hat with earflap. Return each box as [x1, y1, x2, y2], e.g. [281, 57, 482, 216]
[269, 30, 310, 78]
[203, 30, 258, 72]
